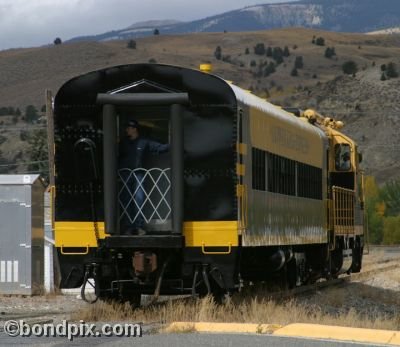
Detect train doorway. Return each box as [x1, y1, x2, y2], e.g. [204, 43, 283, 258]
[117, 110, 171, 235]
[97, 93, 188, 236]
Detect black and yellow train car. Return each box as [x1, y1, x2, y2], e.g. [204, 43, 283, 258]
[51, 63, 364, 302]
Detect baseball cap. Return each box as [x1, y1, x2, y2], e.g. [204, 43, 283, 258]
[126, 119, 139, 128]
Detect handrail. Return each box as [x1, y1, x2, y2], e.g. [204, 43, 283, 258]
[60, 245, 89, 255]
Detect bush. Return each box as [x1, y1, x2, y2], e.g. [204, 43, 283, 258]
[153, 28, 160, 35]
[266, 47, 273, 57]
[283, 46, 290, 57]
[221, 55, 232, 63]
[250, 60, 257, 67]
[25, 105, 38, 123]
[294, 56, 304, 69]
[254, 43, 266, 55]
[245, 47, 250, 55]
[53, 37, 62, 45]
[214, 46, 222, 60]
[264, 62, 276, 76]
[381, 64, 387, 72]
[127, 40, 136, 49]
[291, 68, 298, 76]
[383, 216, 400, 244]
[324, 47, 336, 58]
[342, 61, 358, 75]
[272, 47, 284, 64]
[315, 37, 325, 46]
[386, 62, 398, 78]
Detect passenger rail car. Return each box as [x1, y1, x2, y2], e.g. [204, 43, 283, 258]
[51, 63, 364, 303]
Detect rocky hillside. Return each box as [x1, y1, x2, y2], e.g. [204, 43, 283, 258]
[69, 0, 400, 43]
[2, 28, 400, 182]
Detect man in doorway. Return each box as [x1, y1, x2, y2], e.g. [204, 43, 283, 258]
[119, 119, 169, 235]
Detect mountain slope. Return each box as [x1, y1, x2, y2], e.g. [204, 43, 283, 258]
[69, 0, 400, 43]
[2, 28, 400, 181]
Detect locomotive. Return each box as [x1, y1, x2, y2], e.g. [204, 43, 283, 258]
[50, 63, 364, 304]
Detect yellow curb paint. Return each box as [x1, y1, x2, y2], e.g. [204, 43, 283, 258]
[166, 322, 282, 334]
[273, 323, 400, 346]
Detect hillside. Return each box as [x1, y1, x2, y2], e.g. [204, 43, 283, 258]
[2, 28, 400, 182]
[68, 0, 400, 43]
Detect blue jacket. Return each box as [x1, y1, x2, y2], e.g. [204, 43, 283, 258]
[119, 137, 169, 169]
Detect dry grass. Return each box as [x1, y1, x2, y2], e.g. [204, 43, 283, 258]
[72, 294, 400, 331]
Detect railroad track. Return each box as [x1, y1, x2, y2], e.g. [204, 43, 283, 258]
[270, 261, 399, 301]
[1, 254, 398, 324]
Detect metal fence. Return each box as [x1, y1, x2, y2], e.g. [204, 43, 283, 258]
[118, 168, 171, 226]
[332, 186, 355, 235]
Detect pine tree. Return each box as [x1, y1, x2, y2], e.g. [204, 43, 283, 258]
[315, 37, 325, 46]
[283, 46, 290, 57]
[386, 62, 399, 78]
[342, 61, 358, 75]
[25, 105, 38, 123]
[214, 46, 222, 60]
[254, 43, 266, 55]
[127, 39, 137, 49]
[294, 56, 304, 69]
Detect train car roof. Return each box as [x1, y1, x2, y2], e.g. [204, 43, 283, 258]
[229, 83, 326, 140]
[54, 63, 237, 111]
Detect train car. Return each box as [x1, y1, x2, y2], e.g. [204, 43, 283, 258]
[50, 63, 364, 303]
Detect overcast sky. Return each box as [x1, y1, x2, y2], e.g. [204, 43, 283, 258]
[0, 0, 297, 50]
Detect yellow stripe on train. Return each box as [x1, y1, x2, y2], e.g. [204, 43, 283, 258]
[54, 221, 239, 248]
[54, 221, 107, 248]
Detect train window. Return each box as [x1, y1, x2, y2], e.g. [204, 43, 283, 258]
[335, 144, 351, 171]
[297, 163, 322, 200]
[252, 147, 266, 191]
[267, 153, 296, 196]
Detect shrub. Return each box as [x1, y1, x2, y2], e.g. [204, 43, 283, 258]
[315, 37, 325, 46]
[291, 68, 298, 76]
[283, 46, 290, 57]
[53, 37, 62, 45]
[214, 46, 222, 60]
[25, 105, 38, 123]
[294, 56, 304, 69]
[245, 47, 250, 55]
[153, 28, 160, 35]
[127, 40, 136, 49]
[264, 62, 276, 76]
[342, 61, 358, 75]
[254, 43, 266, 55]
[272, 47, 284, 64]
[386, 62, 398, 78]
[324, 47, 336, 58]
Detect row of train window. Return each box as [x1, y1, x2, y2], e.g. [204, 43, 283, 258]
[252, 147, 322, 200]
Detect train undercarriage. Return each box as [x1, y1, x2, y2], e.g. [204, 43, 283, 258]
[68, 234, 364, 306]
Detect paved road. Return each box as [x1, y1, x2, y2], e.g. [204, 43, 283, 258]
[0, 332, 383, 346]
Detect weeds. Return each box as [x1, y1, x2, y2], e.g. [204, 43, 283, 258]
[72, 294, 400, 331]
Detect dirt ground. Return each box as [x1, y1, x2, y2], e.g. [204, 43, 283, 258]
[0, 246, 398, 330]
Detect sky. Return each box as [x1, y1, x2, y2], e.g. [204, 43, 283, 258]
[0, 0, 297, 50]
